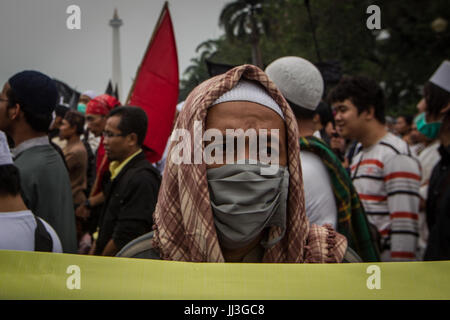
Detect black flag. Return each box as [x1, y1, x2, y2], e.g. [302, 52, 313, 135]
[53, 79, 80, 110]
[105, 80, 114, 96]
[205, 59, 235, 78]
[114, 84, 119, 101]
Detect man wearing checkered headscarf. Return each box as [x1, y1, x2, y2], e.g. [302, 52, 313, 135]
[118, 64, 348, 263]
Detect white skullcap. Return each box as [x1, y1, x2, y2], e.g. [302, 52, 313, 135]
[265, 56, 324, 111]
[82, 90, 97, 99]
[429, 60, 450, 93]
[210, 80, 284, 120]
[0, 131, 13, 166]
[176, 101, 185, 112]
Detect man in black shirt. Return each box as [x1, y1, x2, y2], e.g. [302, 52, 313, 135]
[94, 106, 160, 256]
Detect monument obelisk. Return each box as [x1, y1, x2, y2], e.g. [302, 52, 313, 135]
[109, 8, 123, 101]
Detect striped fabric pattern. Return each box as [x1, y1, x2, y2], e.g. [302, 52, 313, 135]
[351, 133, 421, 261]
[299, 136, 380, 262]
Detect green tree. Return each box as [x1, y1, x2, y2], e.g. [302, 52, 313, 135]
[219, 0, 271, 68]
[180, 0, 450, 115]
[179, 36, 253, 101]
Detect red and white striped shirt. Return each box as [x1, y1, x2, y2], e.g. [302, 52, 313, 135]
[351, 133, 421, 261]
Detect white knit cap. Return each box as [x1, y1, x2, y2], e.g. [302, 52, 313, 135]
[265, 56, 324, 111]
[210, 80, 284, 120]
[0, 131, 13, 166]
[429, 60, 450, 93]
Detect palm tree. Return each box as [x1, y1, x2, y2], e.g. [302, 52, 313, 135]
[179, 40, 219, 100]
[219, 0, 270, 68]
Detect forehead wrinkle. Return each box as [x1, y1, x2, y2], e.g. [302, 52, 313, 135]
[206, 101, 286, 137]
[211, 121, 282, 134]
[208, 112, 283, 130]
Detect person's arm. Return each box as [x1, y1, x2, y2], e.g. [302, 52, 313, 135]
[101, 239, 119, 256]
[89, 192, 105, 207]
[385, 154, 421, 261]
[75, 192, 105, 220]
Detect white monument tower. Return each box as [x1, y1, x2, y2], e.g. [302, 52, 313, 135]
[109, 8, 123, 100]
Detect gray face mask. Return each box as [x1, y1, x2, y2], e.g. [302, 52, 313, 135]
[206, 162, 289, 250]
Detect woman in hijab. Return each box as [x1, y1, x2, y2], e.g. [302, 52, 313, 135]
[117, 64, 349, 263]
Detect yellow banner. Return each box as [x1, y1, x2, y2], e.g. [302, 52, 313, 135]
[0, 250, 449, 300]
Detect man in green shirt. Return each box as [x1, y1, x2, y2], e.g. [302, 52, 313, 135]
[0, 70, 77, 253]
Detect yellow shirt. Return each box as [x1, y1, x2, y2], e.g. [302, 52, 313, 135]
[109, 149, 142, 180]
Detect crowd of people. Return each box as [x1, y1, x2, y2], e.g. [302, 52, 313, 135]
[0, 57, 449, 263]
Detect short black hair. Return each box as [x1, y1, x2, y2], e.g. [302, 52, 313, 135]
[108, 106, 148, 146]
[316, 101, 335, 126]
[6, 86, 52, 133]
[327, 75, 386, 124]
[397, 114, 413, 126]
[424, 81, 450, 118]
[0, 165, 21, 197]
[286, 98, 316, 120]
[64, 110, 85, 136]
[55, 104, 69, 118]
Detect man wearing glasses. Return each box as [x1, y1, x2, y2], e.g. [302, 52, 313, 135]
[93, 106, 161, 256]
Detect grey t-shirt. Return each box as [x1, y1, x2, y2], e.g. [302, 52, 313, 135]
[14, 143, 77, 253]
[0, 210, 63, 252]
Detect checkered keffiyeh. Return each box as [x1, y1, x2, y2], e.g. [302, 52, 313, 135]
[152, 64, 347, 263]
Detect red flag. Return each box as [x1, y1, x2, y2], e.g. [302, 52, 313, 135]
[127, 2, 179, 163]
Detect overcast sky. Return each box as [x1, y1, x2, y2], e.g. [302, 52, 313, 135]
[0, 0, 229, 99]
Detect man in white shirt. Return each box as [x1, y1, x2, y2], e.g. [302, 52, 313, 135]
[0, 131, 62, 252]
[266, 56, 337, 228]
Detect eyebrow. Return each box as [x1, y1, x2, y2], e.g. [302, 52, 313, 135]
[332, 104, 347, 110]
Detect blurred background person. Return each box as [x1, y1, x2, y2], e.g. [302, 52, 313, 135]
[385, 115, 396, 133]
[420, 61, 450, 260]
[409, 120, 427, 157]
[394, 114, 414, 145]
[313, 101, 336, 146]
[412, 111, 440, 259]
[48, 103, 69, 147]
[59, 110, 88, 248]
[76, 94, 120, 254]
[78, 90, 97, 105]
[78, 90, 100, 172]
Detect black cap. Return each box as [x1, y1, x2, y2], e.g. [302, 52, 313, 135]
[8, 70, 58, 116]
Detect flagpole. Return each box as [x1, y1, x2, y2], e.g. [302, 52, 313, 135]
[126, 1, 170, 104]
